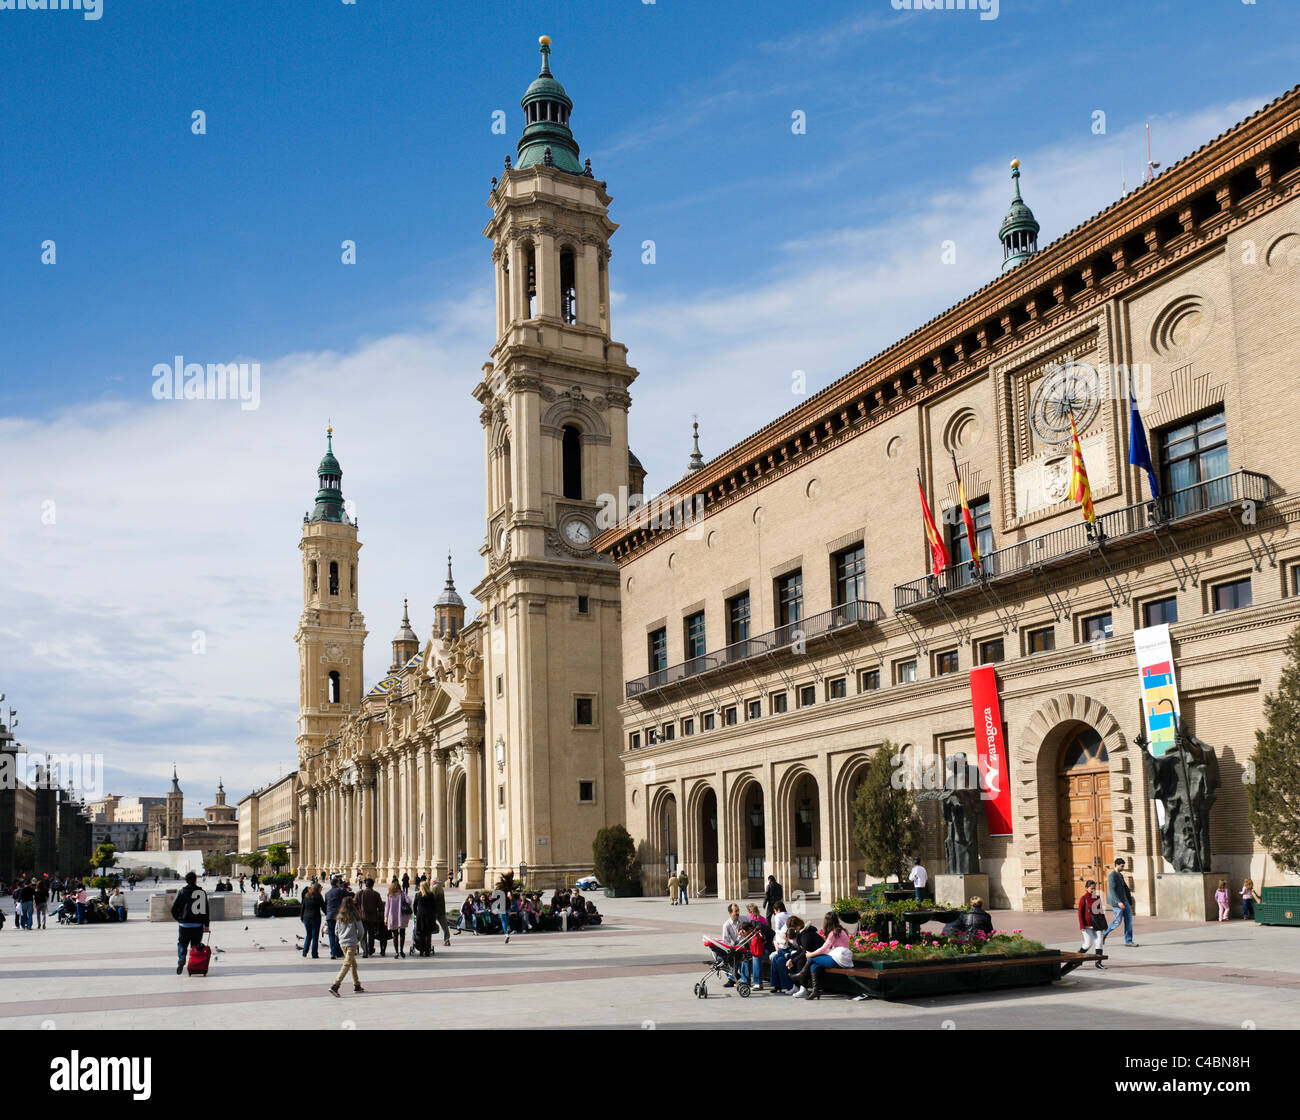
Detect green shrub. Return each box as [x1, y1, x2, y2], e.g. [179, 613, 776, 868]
[592, 825, 638, 891]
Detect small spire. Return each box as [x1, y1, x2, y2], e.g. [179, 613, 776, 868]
[538, 34, 552, 77]
[326, 425, 333, 453]
[436, 550, 465, 608]
[686, 420, 705, 473]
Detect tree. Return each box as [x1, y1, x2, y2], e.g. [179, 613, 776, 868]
[592, 824, 638, 890]
[264, 843, 290, 875]
[91, 841, 118, 877]
[242, 850, 267, 875]
[851, 743, 922, 884]
[1250, 623, 1300, 874]
[203, 850, 231, 875]
[13, 837, 35, 874]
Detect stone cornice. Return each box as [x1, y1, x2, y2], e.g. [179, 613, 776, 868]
[596, 84, 1300, 565]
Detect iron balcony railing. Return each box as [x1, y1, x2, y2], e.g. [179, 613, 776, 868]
[626, 597, 884, 700]
[894, 468, 1271, 611]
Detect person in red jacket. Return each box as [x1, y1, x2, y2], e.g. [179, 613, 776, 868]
[1077, 880, 1106, 969]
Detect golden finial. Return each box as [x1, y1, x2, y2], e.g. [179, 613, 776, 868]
[539, 34, 551, 46]
[1010, 158, 1020, 170]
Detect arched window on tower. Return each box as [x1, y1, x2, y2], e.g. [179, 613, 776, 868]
[310, 560, 318, 594]
[328, 671, 341, 704]
[560, 249, 577, 324]
[329, 561, 339, 596]
[562, 425, 583, 500]
[524, 243, 537, 319]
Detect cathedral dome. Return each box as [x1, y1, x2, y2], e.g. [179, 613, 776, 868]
[516, 36, 583, 174]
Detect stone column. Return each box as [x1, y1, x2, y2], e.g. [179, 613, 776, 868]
[419, 741, 433, 875]
[432, 748, 448, 883]
[579, 242, 600, 329]
[535, 230, 558, 319]
[463, 738, 486, 889]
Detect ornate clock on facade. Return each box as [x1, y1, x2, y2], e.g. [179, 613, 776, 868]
[495, 523, 509, 559]
[1030, 360, 1102, 445]
[560, 514, 594, 551]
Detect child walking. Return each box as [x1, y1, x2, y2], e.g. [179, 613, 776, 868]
[1241, 878, 1257, 921]
[329, 896, 366, 996]
[1215, 879, 1230, 922]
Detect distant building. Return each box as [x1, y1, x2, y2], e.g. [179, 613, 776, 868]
[145, 769, 238, 863]
[237, 771, 299, 864]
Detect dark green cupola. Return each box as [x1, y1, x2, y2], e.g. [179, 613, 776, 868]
[516, 36, 583, 174]
[999, 158, 1040, 274]
[308, 427, 351, 524]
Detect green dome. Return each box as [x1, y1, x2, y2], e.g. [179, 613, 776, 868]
[516, 37, 583, 174]
[309, 427, 350, 524]
[999, 160, 1040, 274]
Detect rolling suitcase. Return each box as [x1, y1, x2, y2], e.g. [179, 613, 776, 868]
[186, 937, 212, 976]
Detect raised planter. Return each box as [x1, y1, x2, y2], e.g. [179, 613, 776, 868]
[824, 949, 1084, 1000]
[603, 884, 642, 898]
[255, 901, 302, 919]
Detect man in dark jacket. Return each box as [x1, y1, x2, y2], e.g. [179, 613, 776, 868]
[763, 875, 783, 923]
[324, 877, 347, 959]
[170, 872, 210, 975]
[356, 879, 385, 957]
[431, 881, 450, 946]
[1104, 857, 1139, 946]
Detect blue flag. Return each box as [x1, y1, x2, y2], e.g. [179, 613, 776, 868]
[1129, 393, 1160, 499]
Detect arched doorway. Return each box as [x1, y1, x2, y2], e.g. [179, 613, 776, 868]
[742, 783, 765, 896]
[782, 772, 821, 898]
[699, 788, 718, 895]
[1056, 726, 1113, 904]
[451, 772, 468, 879]
[653, 790, 678, 896]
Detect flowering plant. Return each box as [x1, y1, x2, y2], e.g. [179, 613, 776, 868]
[849, 928, 1044, 962]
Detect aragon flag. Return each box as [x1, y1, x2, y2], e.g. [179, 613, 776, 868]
[917, 470, 950, 577]
[950, 450, 981, 571]
[1069, 411, 1096, 524]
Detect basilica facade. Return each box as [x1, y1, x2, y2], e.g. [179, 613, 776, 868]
[292, 39, 636, 888]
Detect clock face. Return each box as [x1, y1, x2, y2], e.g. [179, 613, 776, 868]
[1030, 360, 1101, 445]
[495, 525, 508, 556]
[563, 518, 592, 547]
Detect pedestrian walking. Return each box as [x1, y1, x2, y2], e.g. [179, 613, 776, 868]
[324, 876, 347, 959]
[1077, 880, 1106, 969]
[1241, 878, 1257, 921]
[1215, 879, 1231, 922]
[170, 872, 210, 975]
[668, 868, 679, 905]
[763, 874, 783, 922]
[328, 896, 366, 997]
[1104, 857, 1138, 946]
[431, 878, 451, 946]
[301, 882, 324, 958]
[385, 879, 411, 958]
[33, 878, 49, 929]
[678, 868, 689, 905]
[356, 878, 386, 958]
[908, 856, 928, 901]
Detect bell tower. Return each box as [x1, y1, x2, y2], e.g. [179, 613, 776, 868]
[472, 36, 637, 887]
[295, 428, 367, 784]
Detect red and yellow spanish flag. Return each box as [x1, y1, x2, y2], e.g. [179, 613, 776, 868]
[950, 450, 981, 571]
[917, 471, 950, 576]
[1068, 412, 1096, 524]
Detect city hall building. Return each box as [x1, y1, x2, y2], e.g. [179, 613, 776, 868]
[597, 86, 1300, 912]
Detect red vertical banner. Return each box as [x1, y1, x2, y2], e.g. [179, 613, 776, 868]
[969, 665, 1012, 836]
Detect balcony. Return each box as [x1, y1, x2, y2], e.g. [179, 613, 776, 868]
[626, 598, 884, 700]
[894, 468, 1272, 611]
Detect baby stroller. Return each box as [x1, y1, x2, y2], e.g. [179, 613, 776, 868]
[694, 929, 758, 999]
[54, 897, 77, 925]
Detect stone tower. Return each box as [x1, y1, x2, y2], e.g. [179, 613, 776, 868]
[295, 429, 367, 787]
[390, 600, 419, 672]
[165, 766, 183, 851]
[472, 36, 637, 886]
[434, 553, 466, 639]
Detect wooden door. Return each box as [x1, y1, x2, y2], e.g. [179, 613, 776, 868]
[1057, 729, 1112, 905]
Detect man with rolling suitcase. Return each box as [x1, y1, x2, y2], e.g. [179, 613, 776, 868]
[171, 871, 210, 975]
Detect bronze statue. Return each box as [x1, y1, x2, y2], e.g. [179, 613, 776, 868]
[940, 754, 981, 875]
[1141, 717, 1220, 873]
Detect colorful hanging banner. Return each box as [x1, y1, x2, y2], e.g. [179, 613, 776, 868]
[969, 665, 1012, 836]
[1135, 623, 1180, 757]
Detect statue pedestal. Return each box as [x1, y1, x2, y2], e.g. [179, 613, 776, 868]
[1155, 871, 1225, 921]
[934, 873, 989, 908]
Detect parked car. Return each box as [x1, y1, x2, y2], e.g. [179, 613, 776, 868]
[573, 876, 602, 891]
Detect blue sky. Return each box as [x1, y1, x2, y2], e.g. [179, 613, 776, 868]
[2, 0, 1297, 813]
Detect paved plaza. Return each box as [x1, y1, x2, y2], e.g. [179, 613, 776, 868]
[1, 888, 1297, 1030]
